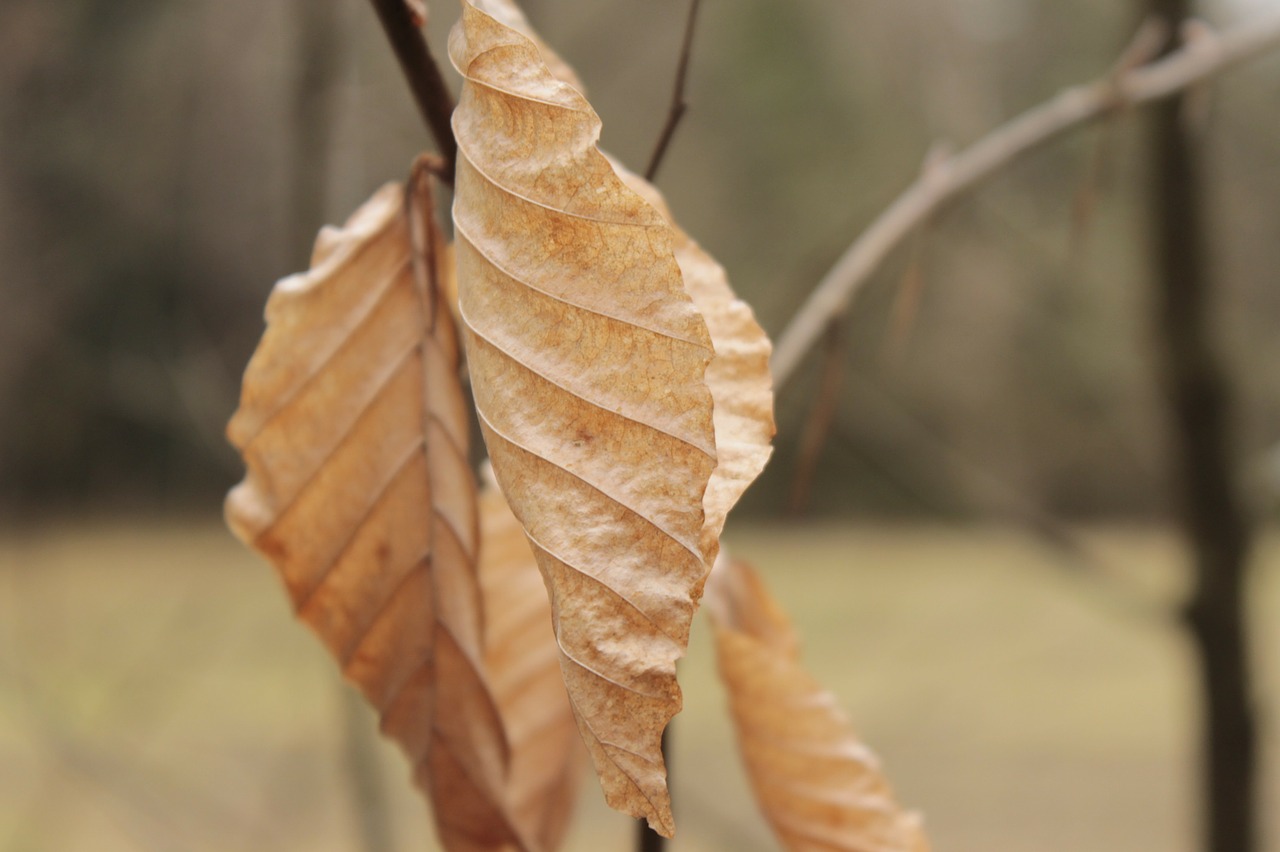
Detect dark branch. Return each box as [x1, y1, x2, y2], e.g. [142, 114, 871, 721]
[1146, 5, 1258, 851]
[365, 0, 458, 184]
[645, 0, 702, 182]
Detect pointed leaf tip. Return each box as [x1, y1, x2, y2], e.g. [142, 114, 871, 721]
[451, 0, 773, 836]
[706, 558, 930, 852]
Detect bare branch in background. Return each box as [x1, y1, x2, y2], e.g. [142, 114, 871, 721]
[365, 0, 458, 183]
[786, 316, 849, 517]
[645, 0, 703, 182]
[771, 10, 1280, 387]
[1069, 18, 1167, 260]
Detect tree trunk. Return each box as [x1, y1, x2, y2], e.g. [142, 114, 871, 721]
[1145, 4, 1258, 852]
[292, 0, 343, 261]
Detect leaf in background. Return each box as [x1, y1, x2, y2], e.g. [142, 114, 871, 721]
[224, 170, 525, 851]
[478, 472, 586, 851]
[706, 558, 930, 852]
[450, 0, 718, 835]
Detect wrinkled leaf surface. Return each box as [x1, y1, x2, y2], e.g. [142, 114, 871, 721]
[450, 0, 718, 836]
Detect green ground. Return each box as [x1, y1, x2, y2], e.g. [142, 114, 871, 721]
[1, 522, 1277, 851]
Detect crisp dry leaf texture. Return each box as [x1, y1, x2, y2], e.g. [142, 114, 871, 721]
[617, 166, 775, 561]
[706, 559, 930, 852]
[479, 475, 586, 851]
[450, 0, 718, 835]
[225, 176, 524, 850]
[462, 0, 586, 93]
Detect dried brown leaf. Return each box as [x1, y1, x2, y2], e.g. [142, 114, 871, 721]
[617, 166, 776, 561]
[450, 1, 718, 836]
[225, 173, 525, 851]
[706, 559, 930, 852]
[479, 473, 586, 851]
[450, 3, 774, 835]
[464, 0, 586, 93]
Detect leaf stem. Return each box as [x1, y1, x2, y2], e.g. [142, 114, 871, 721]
[365, 0, 458, 184]
[645, 0, 703, 182]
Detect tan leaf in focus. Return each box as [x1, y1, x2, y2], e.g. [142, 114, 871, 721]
[617, 166, 776, 562]
[224, 172, 525, 851]
[465, 0, 586, 92]
[450, 1, 718, 835]
[479, 473, 586, 851]
[706, 559, 930, 852]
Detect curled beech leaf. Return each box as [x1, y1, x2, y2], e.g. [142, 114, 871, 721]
[225, 170, 524, 850]
[706, 558, 930, 852]
[450, 1, 773, 835]
[450, 0, 717, 836]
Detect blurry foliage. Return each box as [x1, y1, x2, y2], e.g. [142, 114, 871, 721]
[2, 0, 1278, 519]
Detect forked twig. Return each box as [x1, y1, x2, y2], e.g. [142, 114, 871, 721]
[646, 0, 703, 181]
[771, 11, 1280, 386]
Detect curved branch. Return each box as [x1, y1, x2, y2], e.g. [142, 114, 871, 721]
[771, 11, 1280, 387]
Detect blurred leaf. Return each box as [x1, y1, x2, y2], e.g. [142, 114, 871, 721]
[706, 558, 929, 852]
[224, 173, 526, 850]
[478, 473, 586, 851]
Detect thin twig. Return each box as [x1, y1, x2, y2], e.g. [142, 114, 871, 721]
[645, 0, 703, 181]
[1068, 18, 1169, 260]
[883, 224, 930, 360]
[365, 0, 458, 184]
[787, 316, 850, 516]
[770, 10, 1280, 387]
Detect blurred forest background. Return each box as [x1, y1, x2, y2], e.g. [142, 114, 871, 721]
[2, 0, 1277, 521]
[2, 0, 1279, 850]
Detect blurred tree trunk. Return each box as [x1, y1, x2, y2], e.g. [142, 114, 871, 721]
[1144, 3, 1257, 852]
[293, 0, 343, 260]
